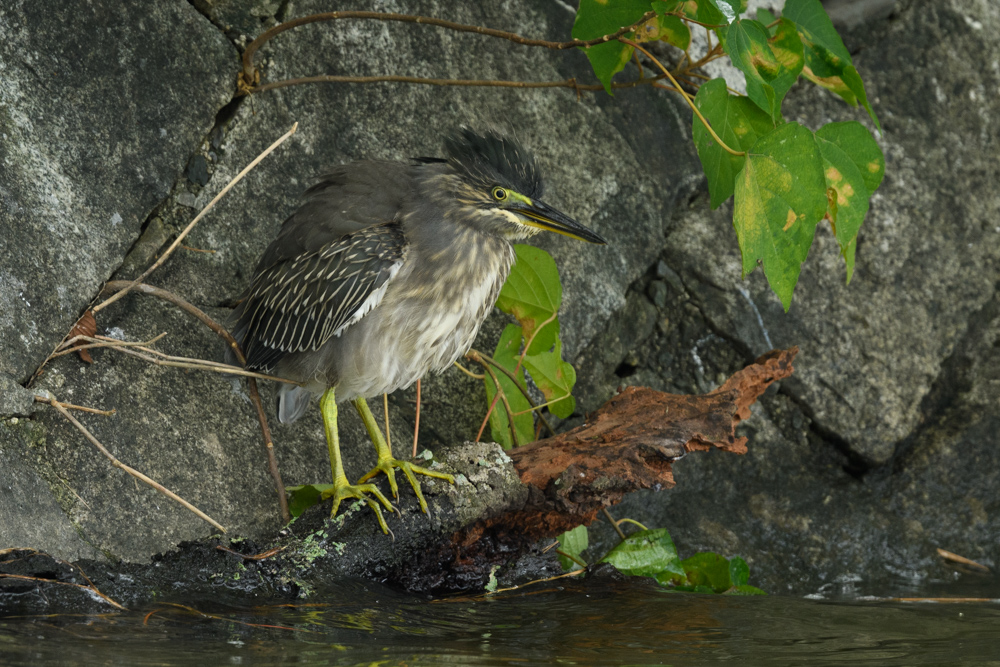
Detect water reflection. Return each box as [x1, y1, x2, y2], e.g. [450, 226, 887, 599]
[2, 577, 999, 666]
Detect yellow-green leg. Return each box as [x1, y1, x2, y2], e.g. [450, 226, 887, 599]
[318, 388, 393, 533]
[353, 397, 455, 514]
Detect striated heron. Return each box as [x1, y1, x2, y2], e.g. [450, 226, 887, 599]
[232, 127, 607, 532]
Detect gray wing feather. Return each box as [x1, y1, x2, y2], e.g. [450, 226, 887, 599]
[237, 222, 407, 372]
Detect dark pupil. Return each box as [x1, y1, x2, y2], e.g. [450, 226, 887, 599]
[494, 188, 506, 199]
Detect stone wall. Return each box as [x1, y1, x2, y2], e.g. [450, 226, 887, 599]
[1, 0, 997, 595]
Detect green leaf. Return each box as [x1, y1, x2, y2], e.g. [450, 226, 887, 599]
[816, 121, 884, 193]
[707, 0, 741, 23]
[573, 0, 651, 93]
[756, 7, 777, 27]
[657, 14, 691, 50]
[692, 78, 776, 208]
[728, 556, 750, 586]
[763, 18, 805, 119]
[813, 121, 883, 283]
[484, 324, 534, 449]
[600, 528, 686, 582]
[681, 552, 733, 593]
[523, 338, 577, 419]
[496, 245, 562, 355]
[557, 525, 589, 571]
[286, 484, 331, 518]
[782, 0, 880, 130]
[674, 0, 725, 26]
[734, 122, 827, 309]
[724, 19, 791, 120]
[725, 584, 767, 595]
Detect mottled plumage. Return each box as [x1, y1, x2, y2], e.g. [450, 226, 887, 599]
[229, 127, 605, 529]
[232, 127, 599, 424]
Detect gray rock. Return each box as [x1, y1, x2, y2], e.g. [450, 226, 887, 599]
[0, 0, 236, 383]
[0, 373, 35, 417]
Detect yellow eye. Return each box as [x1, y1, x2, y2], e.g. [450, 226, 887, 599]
[492, 187, 507, 201]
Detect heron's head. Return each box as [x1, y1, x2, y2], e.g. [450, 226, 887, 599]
[441, 127, 607, 244]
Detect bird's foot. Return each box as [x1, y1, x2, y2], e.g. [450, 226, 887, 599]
[320, 480, 394, 534]
[358, 458, 455, 514]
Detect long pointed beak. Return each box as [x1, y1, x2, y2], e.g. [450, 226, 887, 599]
[514, 200, 608, 245]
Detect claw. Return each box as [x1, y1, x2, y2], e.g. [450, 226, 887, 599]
[359, 459, 455, 514]
[321, 481, 394, 534]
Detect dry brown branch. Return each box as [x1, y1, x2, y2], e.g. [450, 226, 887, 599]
[95, 122, 299, 314]
[36, 394, 227, 533]
[98, 281, 290, 522]
[32, 396, 115, 416]
[53, 332, 167, 357]
[251, 73, 669, 96]
[937, 548, 990, 573]
[447, 348, 798, 556]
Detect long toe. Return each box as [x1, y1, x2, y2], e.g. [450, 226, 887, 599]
[321, 482, 394, 534]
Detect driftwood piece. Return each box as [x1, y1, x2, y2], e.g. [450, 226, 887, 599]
[455, 348, 798, 550]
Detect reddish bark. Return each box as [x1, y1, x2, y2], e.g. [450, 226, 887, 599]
[465, 347, 797, 544]
[67, 310, 97, 363]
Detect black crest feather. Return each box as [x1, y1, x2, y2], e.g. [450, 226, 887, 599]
[444, 127, 543, 198]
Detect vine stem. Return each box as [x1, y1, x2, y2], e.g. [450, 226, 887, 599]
[621, 39, 745, 157]
[240, 10, 659, 90]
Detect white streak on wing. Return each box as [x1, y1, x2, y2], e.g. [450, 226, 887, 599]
[333, 259, 403, 338]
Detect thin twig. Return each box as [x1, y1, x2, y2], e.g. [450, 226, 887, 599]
[480, 363, 522, 448]
[453, 360, 485, 380]
[510, 395, 571, 417]
[622, 39, 744, 157]
[0, 574, 126, 610]
[251, 73, 666, 96]
[555, 549, 588, 569]
[100, 281, 290, 522]
[468, 349, 556, 438]
[602, 507, 628, 541]
[38, 394, 227, 533]
[32, 396, 115, 416]
[94, 123, 299, 314]
[240, 10, 659, 90]
[53, 332, 167, 357]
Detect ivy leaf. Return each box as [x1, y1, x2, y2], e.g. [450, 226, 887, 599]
[496, 244, 561, 355]
[762, 18, 805, 121]
[728, 555, 750, 587]
[601, 528, 686, 582]
[816, 120, 884, 193]
[782, 0, 880, 130]
[692, 77, 776, 208]
[557, 525, 589, 571]
[681, 552, 733, 593]
[814, 121, 884, 283]
[573, 0, 651, 93]
[673, 0, 725, 26]
[734, 122, 827, 310]
[657, 14, 691, 50]
[523, 338, 577, 419]
[723, 19, 787, 119]
[484, 324, 534, 449]
[286, 484, 331, 518]
[707, 0, 741, 23]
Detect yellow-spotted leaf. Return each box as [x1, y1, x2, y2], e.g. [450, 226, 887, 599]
[485, 324, 534, 449]
[693, 78, 776, 208]
[734, 122, 827, 309]
[657, 13, 691, 50]
[782, 0, 880, 130]
[815, 121, 885, 283]
[722, 19, 783, 118]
